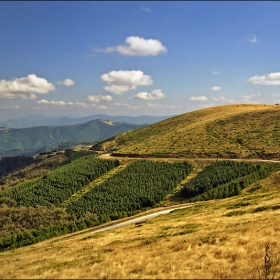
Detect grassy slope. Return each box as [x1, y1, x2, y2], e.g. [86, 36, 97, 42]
[99, 104, 280, 159]
[0, 169, 280, 279]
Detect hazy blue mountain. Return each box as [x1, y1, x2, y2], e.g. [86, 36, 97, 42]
[0, 119, 144, 158]
[0, 114, 174, 128]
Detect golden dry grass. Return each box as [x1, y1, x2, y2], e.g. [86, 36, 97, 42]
[99, 104, 280, 159]
[1, 172, 280, 279]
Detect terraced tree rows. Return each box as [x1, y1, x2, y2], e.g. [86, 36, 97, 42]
[182, 160, 279, 201]
[66, 160, 193, 219]
[0, 154, 120, 207]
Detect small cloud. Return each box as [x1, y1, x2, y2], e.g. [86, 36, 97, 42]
[190, 96, 208, 101]
[147, 103, 163, 107]
[37, 100, 88, 108]
[57, 79, 75, 86]
[211, 86, 221, 91]
[95, 36, 167, 56]
[0, 105, 20, 109]
[37, 100, 66, 106]
[213, 96, 226, 102]
[248, 72, 280, 85]
[74, 102, 88, 108]
[141, 7, 151, 12]
[212, 71, 220, 75]
[242, 93, 260, 103]
[133, 89, 166, 100]
[101, 70, 153, 94]
[250, 34, 257, 43]
[228, 99, 235, 103]
[113, 102, 132, 107]
[91, 104, 107, 109]
[0, 74, 55, 99]
[87, 95, 113, 103]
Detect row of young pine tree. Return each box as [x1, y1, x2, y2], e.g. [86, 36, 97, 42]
[0, 154, 119, 207]
[66, 160, 193, 219]
[182, 160, 278, 201]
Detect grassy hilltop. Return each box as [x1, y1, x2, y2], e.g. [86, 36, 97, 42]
[96, 104, 280, 159]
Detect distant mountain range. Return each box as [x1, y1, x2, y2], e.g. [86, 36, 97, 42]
[0, 119, 145, 158]
[0, 114, 173, 128]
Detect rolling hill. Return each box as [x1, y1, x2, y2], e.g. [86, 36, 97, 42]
[0, 120, 144, 158]
[1, 104, 280, 279]
[94, 104, 280, 159]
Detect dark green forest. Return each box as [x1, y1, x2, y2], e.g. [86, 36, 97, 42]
[0, 154, 119, 207]
[66, 160, 193, 219]
[182, 160, 278, 201]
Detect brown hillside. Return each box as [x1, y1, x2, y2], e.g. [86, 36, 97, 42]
[95, 104, 280, 159]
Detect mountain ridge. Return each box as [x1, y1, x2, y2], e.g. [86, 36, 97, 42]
[0, 119, 144, 158]
[0, 114, 173, 128]
[94, 104, 280, 159]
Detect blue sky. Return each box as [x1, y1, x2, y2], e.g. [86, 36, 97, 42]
[0, 1, 280, 122]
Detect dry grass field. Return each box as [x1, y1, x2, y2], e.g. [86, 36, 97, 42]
[1, 169, 280, 279]
[98, 104, 280, 159]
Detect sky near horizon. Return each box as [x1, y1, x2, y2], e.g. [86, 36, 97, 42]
[0, 1, 280, 122]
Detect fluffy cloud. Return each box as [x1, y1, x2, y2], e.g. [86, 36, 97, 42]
[87, 95, 112, 103]
[101, 70, 153, 94]
[248, 72, 280, 85]
[57, 79, 75, 86]
[133, 89, 166, 100]
[98, 36, 167, 56]
[190, 96, 208, 101]
[211, 86, 221, 91]
[0, 74, 55, 99]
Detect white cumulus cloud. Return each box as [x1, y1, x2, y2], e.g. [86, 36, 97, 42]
[87, 95, 113, 103]
[248, 72, 280, 85]
[0, 74, 55, 99]
[96, 36, 167, 56]
[101, 70, 153, 94]
[211, 86, 221, 91]
[133, 89, 166, 100]
[57, 79, 75, 86]
[190, 96, 208, 101]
